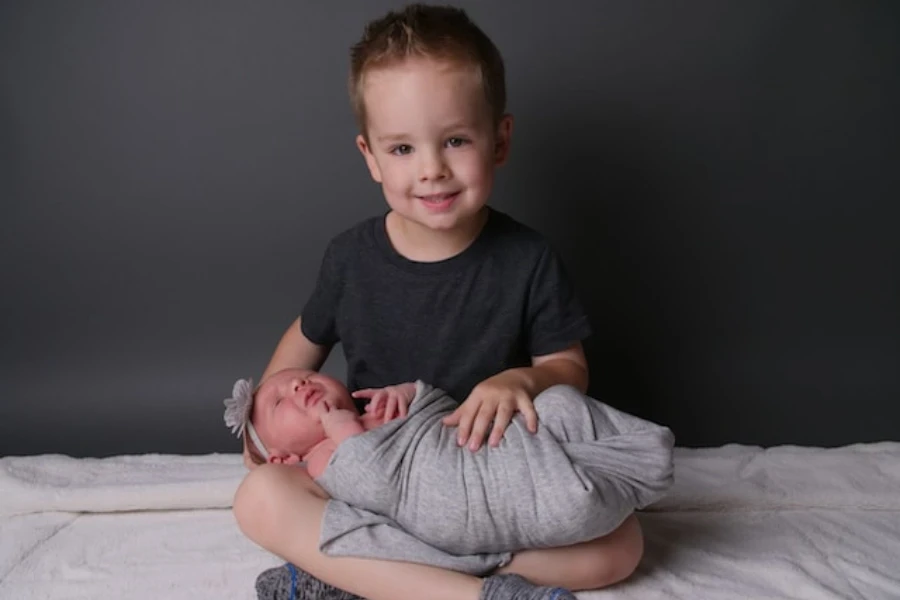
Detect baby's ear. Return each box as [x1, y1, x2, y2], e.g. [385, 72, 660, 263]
[267, 451, 302, 465]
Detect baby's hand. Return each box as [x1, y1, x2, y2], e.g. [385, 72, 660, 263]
[320, 408, 360, 428]
[442, 372, 538, 451]
[319, 408, 364, 443]
[353, 383, 417, 424]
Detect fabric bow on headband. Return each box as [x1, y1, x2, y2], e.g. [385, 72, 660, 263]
[223, 378, 269, 459]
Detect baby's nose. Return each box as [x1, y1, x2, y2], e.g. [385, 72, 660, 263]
[290, 378, 308, 392]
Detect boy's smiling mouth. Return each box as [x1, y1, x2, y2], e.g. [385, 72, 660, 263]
[416, 191, 460, 208]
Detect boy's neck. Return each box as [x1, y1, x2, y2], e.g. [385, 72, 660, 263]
[386, 207, 489, 262]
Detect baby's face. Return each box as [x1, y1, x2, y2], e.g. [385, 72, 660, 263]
[251, 369, 355, 458]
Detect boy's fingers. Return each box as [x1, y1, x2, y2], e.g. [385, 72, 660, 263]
[467, 405, 495, 451]
[454, 405, 479, 446]
[521, 403, 539, 433]
[442, 405, 463, 427]
[488, 405, 514, 446]
[351, 389, 375, 398]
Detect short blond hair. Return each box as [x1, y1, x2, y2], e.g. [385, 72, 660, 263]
[349, 3, 506, 135]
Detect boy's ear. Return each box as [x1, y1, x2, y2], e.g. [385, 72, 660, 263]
[493, 114, 513, 166]
[356, 134, 383, 183]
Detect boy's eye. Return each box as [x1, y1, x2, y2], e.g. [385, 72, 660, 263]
[446, 137, 467, 148]
[391, 144, 413, 156]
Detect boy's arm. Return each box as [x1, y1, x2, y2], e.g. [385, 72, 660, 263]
[261, 316, 331, 382]
[522, 341, 589, 394]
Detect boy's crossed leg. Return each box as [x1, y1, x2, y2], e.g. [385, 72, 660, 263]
[235, 465, 641, 600]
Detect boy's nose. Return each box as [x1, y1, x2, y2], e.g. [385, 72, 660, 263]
[290, 378, 309, 393]
[418, 150, 448, 181]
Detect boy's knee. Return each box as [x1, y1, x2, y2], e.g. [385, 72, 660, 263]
[613, 514, 644, 583]
[232, 464, 276, 537]
[233, 464, 313, 539]
[573, 514, 643, 590]
[596, 514, 644, 587]
[233, 464, 326, 537]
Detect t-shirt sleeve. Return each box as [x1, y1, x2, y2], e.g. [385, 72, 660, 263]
[300, 241, 342, 346]
[525, 245, 592, 357]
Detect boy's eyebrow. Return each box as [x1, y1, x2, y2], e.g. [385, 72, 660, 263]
[375, 133, 410, 143]
[376, 123, 477, 144]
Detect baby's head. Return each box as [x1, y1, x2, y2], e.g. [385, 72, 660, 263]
[349, 3, 507, 139]
[224, 368, 357, 466]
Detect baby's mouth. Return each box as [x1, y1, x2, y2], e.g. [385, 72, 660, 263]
[302, 387, 324, 408]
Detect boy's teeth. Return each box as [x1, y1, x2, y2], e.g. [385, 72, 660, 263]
[422, 193, 453, 202]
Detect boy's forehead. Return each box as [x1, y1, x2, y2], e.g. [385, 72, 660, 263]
[363, 58, 481, 96]
[362, 59, 490, 133]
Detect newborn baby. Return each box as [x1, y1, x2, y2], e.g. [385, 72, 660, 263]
[225, 368, 674, 574]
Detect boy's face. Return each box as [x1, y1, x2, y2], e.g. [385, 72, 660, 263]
[356, 58, 512, 237]
[251, 368, 355, 460]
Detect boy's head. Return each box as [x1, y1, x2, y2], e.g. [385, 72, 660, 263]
[349, 3, 506, 137]
[234, 369, 357, 466]
[350, 4, 513, 238]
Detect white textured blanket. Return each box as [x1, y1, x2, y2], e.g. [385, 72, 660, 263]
[0, 453, 243, 518]
[1, 443, 899, 600]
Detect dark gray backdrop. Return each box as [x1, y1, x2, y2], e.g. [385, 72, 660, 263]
[2, 1, 898, 457]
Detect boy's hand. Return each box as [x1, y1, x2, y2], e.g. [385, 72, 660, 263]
[442, 371, 538, 451]
[353, 383, 417, 424]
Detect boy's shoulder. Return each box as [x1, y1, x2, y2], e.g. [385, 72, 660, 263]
[485, 208, 546, 240]
[320, 214, 383, 257]
[481, 208, 557, 256]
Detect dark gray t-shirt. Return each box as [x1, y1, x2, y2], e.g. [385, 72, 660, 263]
[301, 207, 592, 406]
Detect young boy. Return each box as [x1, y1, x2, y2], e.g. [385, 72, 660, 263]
[234, 4, 644, 600]
[226, 368, 672, 575]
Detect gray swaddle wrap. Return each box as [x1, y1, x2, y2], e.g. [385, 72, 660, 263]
[316, 382, 674, 575]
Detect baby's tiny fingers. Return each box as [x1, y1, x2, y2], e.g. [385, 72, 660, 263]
[367, 394, 385, 414]
[384, 395, 399, 423]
